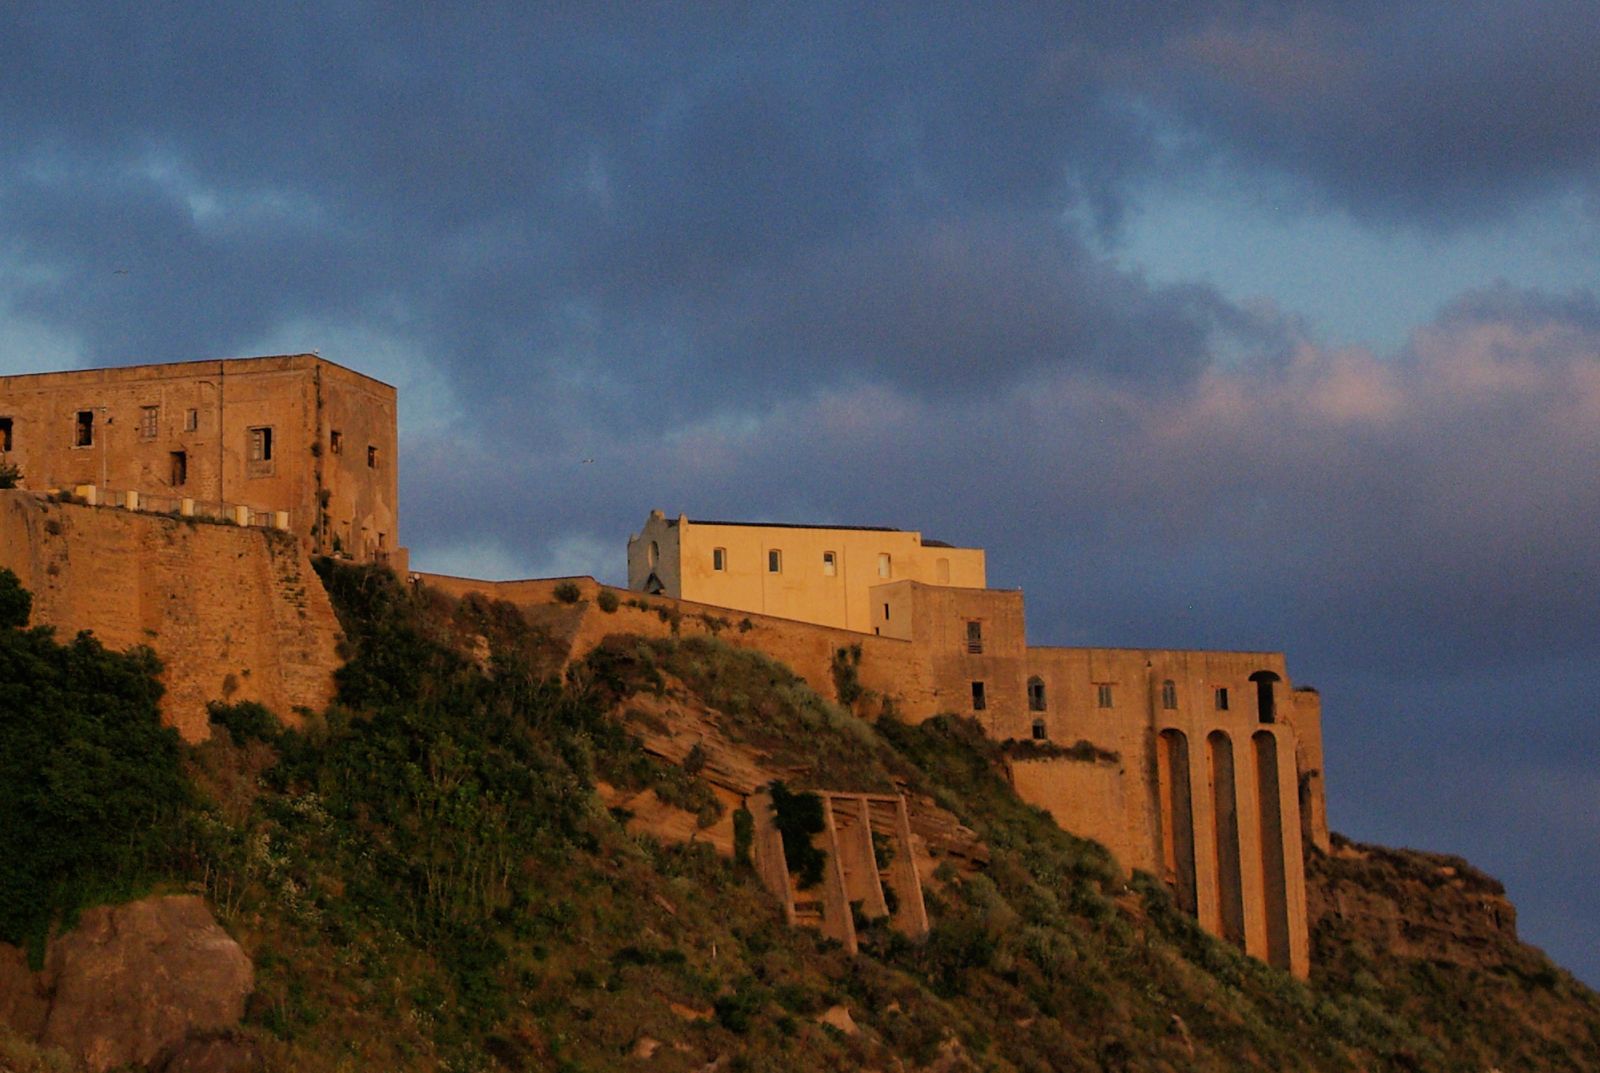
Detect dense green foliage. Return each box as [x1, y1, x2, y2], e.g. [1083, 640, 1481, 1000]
[766, 783, 827, 889]
[0, 569, 187, 963]
[0, 567, 30, 629]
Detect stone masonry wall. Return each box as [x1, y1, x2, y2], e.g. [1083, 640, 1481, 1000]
[0, 490, 342, 740]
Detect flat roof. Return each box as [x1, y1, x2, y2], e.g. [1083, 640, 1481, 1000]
[681, 517, 967, 548]
[0, 353, 395, 391]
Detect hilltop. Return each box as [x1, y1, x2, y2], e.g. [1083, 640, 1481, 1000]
[2, 562, 1598, 1072]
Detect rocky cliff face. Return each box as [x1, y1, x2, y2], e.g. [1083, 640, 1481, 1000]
[0, 895, 255, 1073]
[1308, 834, 1519, 969]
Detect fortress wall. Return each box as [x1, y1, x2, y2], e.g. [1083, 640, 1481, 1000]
[0, 491, 342, 741]
[411, 573, 942, 716]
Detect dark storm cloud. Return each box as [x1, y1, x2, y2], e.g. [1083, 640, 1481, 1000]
[1136, 1, 1600, 223]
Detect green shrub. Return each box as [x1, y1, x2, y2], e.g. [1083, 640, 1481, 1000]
[552, 581, 582, 604]
[0, 577, 188, 964]
[0, 460, 20, 489]
[831, 644, 863, 706]
[0, 568, 30, 629]
[768, 782, 827, 889]
[595, 589, 620, 613]
[207, 700, 282, 745]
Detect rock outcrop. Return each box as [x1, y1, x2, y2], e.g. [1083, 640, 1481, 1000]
[0, 895, 254, 1073]
[1307, 834, 1518, 968]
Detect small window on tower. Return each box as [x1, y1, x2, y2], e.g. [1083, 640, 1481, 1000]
[75, 411, 94, 447]
[1215, 687, 1230, 711]
[1031, 718, 1048, 741]
[768, 549, 782, 573]
[966, 620, 984, 654]
[1028, 676, 1047, 711]
[367, 445, 378, 468]
[184, 408, 198, 432]
[1096, 683, 1114, 708]
[877, 552, 892, 578]
[712, 547, 726, 571]
[0, 418, 12, 452]
[1162, 679, 1178, 710]
[248, 426, 273, 462]
[170, 451, 187, 486]
[140, 406, 159, 440]
[971, 681, 987, 711]
[330, 430, 343, 454]
[822, 550, 837, 576]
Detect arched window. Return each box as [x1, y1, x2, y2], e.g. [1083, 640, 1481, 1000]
[1027, 676, 1047, 711]
[1249, 670, 1281, 723]
[1161, 679, 1177, 710]
[1031, 718, 1048, 741]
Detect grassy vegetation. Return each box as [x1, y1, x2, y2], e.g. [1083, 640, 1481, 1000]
[4, 561, 1599, 1071]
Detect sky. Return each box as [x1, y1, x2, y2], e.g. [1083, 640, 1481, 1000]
[1, 3, 1597, 985]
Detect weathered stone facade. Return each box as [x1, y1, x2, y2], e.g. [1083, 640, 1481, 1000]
[0, 490, 342, 740]
[0, 354, 400, 567]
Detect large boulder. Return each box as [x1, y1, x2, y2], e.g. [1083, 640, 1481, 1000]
[0, 895, 255, 1073]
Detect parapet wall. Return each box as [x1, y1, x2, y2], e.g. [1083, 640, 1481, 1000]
[0, 491, 342, 740]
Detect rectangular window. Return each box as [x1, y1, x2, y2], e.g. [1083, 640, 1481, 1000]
[966, 620, 984, 655]
[184, 408, 198, 432]
[1096, 683, 1114, 709]
[883, 602, 890, 620]
[1215, 687, 1230, 711]
[1161, 679, 1178, 710]
[367, 445, 378, 468]
[139, 405, 159, 440]
[877, 552, 892, 578]
[170, 451, 187, 486]
[712, 547, 726, 571]
[248, 426, 273, 462]
[0, 417, 12, 452]
[75, 410, 94, 447]
[971, 681, 987, 711]
[330, 429, 343, 454]
[767, 549, 782, 573]
[822, 550, 837, 576]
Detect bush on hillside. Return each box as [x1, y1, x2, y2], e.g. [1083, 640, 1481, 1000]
[0, 570, 188, 964]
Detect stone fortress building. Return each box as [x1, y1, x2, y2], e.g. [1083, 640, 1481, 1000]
[632, 511, 1328, 977]
[0, 354, 400, 568]
[1, 353, 1327, 979]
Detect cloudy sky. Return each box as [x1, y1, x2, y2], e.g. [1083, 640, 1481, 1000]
[2, 4, 1597, 984]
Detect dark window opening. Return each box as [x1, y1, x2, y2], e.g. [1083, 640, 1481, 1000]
[170, 451, 187, 486]
[822, 550, 836, 576]
[0, 418, 12, 452]
[1028, 676, 1047, 711]
[1162, 679, 1178, 710]
[882, 602, 890, 620]
[330, 429, 343, 454]
[75, 411, 94, 447]
[1096, 683, 1114, 708]
[1250, 670, 1281, 724]
[1031, 718, 1048, 741]
[712, 547, 726, 571]
[140, 405, 159, 440]
[248, 426, 273, 462]
[184, 408, 198, 432]
[768, 549, 782, 573]
[971, 681, 987, 711]
[367, 445, 377, 468]
[1215, 687, 1230, 711]
[966, 620, 984, 654]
